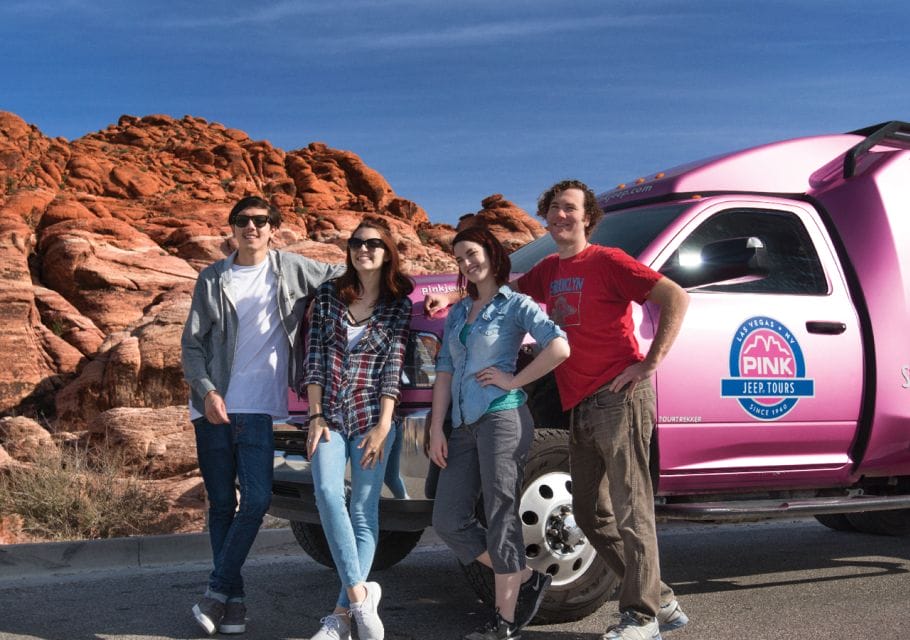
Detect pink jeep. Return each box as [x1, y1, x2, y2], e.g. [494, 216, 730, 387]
[271, 121, 910, 622]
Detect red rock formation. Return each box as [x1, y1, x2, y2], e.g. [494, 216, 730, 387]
[0, 110, 546, 540]
[0, 417, 55, 463]
[88, 406, 197, 479]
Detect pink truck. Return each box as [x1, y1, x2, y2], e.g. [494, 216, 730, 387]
[269, 121, 910, 622]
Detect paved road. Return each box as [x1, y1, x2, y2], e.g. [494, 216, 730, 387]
[1, 519, 908, 639]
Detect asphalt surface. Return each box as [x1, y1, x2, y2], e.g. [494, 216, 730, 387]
[1, 519, 909, 639]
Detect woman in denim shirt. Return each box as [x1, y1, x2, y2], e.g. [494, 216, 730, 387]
[429, 226, 569, 640]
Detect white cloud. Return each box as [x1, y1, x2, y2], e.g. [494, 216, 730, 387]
[310, 13, 664, 51]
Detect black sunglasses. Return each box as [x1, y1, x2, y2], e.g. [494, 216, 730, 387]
[347, 237, 386, 251]
[233, 214, 270, 229]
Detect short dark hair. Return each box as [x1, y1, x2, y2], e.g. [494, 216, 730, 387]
[452, 226, 511, 299]
[227, 196, 282, 228]
[536, 179, 603, 237]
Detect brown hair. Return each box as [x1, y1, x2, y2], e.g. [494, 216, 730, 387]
[536, 179, 603, 237]
[452, 226, 511, 299]
[335, 219, 414, 304]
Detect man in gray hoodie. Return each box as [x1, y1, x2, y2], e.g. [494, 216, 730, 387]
[181, 196, 343, 635]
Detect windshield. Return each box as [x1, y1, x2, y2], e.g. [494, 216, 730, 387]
[510, 204, 687, 272]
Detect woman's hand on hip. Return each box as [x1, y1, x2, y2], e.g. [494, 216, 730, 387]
[476, 366, 515, 390]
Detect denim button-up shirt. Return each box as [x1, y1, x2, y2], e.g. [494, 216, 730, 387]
[436, 285, 566, 428]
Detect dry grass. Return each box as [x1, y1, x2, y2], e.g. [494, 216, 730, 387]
[0, 443, 169, 541]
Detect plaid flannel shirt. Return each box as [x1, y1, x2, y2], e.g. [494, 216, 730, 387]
[302, 280, 411, 438]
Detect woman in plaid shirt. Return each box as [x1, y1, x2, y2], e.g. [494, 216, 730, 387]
[302, 220, 413, 640]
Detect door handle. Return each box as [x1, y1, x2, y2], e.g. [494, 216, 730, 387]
[806, 321, 846, 335]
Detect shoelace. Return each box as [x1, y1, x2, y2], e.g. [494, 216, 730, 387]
[607, 611, 641, 631]
[477, 612, 508, 633]
[320, 615, 345, 635]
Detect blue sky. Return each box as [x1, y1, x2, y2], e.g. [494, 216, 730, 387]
[2, 0, 909, 226]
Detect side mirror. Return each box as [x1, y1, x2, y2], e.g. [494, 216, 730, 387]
[662, 236, 768, 289]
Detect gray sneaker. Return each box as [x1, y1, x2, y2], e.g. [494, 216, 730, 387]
[192, 596, 225, 636]
[310, 613, 352, 640]
[657, 600, 689, 633]
[601, 611, 662, 640]
[349, 582, 384, 640]
[218, 600, 247, 634]
[514, 569, 552, 628]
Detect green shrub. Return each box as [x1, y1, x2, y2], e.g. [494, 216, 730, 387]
[0, 443, 169, 541]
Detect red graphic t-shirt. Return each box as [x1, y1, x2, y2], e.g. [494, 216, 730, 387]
[518, 245, 662, 410]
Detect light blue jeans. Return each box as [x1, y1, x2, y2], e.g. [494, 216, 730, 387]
[383, 421, 408, 499]
[311, 427, 395, 608]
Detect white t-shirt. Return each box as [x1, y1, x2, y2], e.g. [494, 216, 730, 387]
[191, 259, 288, 420]
[347, 323, 368, 350]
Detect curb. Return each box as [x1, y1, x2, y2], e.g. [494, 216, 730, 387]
[0, 527, 297, 581]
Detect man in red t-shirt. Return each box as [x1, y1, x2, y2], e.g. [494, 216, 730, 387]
[516, 180, 689, 640]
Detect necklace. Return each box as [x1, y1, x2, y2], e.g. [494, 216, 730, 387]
[345, 307, 373, 326]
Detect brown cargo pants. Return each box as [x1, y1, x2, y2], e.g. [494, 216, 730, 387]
[569, 379, 675, 620]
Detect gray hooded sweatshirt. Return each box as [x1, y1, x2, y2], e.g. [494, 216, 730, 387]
[181, 249, 344, 417]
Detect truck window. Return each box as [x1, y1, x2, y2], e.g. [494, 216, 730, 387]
[664, 209, 827, 294]
[510, 204, 685, 273]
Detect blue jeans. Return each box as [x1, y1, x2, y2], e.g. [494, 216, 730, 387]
[194, 414, 274, 598]
[383, 421, 408, 499]
[311, 427, 395, 608]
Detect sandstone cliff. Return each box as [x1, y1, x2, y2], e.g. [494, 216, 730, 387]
[0, 111, 544, 540]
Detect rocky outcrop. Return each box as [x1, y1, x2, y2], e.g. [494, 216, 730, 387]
[88, 406, 197, 479]
[0, 110, 546, 541]
[0, 417, 55, 463]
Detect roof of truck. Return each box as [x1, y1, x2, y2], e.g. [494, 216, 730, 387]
[599, 121, 910, 211]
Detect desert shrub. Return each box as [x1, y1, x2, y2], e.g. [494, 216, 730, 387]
[0, 443, 169, 541]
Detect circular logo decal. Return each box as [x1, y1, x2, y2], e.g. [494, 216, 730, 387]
[721, 316, 814, 421]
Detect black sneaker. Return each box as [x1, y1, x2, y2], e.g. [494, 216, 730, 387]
[218, 600, 247, 634]
[514, 569, 552, 628]
[192, 596, 225, 636]
[464, 611, 520, 640]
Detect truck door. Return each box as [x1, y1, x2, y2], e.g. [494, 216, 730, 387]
[644, 199, 863, 494]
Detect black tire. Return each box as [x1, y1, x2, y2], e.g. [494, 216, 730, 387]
[814, 513, 858, 532]
[461, 428, 619, 624]
[289, 521, 424, 570]
[846, 509, 910, 536]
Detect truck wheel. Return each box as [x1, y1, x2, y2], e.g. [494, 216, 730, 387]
[289, 521, 424, 570]
[814, 513, 858, 532]
[846, 509, 910, 536]
[461, 428, 619, 624]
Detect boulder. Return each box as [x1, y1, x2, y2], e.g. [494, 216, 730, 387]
[88, 406, 197, 479]
[0, 416, 56, 463]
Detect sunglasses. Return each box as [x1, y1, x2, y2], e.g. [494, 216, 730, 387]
[347, 237, 386, 251]
[233, 214, 270, 229]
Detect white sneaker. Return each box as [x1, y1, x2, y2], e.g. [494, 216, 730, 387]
[310, 613, 352, 640]
[349, 582, 384, 640]
[601, 611, 662, 640]
[657, 599, 689, 632]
